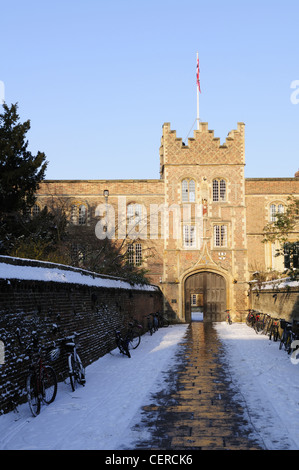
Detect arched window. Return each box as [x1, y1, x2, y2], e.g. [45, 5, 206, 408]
[182, 179, 196, 202]
[213, 179, 226, 202]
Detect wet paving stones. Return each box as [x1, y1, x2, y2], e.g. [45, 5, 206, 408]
[131, 322, 264, 450]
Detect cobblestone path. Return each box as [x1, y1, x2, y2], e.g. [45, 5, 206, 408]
[131, 322, 264, 450]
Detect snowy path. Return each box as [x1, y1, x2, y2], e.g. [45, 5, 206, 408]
[1, 322, 299, 450]
[0, 325, 188, 450]
[215, 322, 299, 450]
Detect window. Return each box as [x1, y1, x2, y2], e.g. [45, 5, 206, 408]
[135, 243, 142, 265]
[284, 242, 299, 269]
[271, 242, 284, 272]
[127, 203, 142, 224]
[182, 179, 196, 202]
[128, 244, 134, 264]
[213, 179, 226, 202]
[270, 203, 284, 222]
[214, 225, 227, 247]
[183, 225, 196, 248]
[32, 204, 40, 217]
[78, 205, 87, 225]
[71, 204, 88, 225]
[128, 243, 142, 265]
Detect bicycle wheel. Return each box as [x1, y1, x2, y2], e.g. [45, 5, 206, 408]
[147, 319, 153, 335]
[42, 365, 57, 404]
[271, 327, 279, 342]
[279, 332, 285, 350]
[262, 317, 271, 335]
[26, 371, 41, 417]
[246, 313, 255, 327]
[117, 340, 131, 357]
[74, 353, 85, 385]
[69, 353, 85, 391]
[285, 333, 293, 354]
[128, 329, 141, 349]
[124, 341, 131, 358]
[254, 321, 260, 334]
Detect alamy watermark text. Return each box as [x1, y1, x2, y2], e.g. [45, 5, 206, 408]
[0, 81, 4, 104]
[290, 80, 299, 104]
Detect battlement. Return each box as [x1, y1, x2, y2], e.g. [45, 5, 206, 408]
[160, 121, 245, 176]
[161, 121, 245, 149]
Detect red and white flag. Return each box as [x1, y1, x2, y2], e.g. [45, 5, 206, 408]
[196, 56, 201, 93]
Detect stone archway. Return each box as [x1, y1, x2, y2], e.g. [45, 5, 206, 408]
[184, 271, 226, 322]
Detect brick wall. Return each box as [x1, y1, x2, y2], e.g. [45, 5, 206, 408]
[34, 124, 299, 322]
[249, 279, 299, 321]
[36, 179, 165, 287]
[245, 177, 299, 275]
[0, 256, 162, 414]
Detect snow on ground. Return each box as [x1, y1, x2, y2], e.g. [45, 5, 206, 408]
[215, 322, 299, 450]
[0, 322, 299, 450]
[0, 325, 188, 450]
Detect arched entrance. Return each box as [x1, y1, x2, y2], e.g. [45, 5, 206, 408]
[184, 271, 226, 322]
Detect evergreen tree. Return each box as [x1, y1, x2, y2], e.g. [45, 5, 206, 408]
[0, 103, 48, 253]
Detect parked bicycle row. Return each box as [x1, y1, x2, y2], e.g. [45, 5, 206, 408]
[15, 311, 170, 417]
[145, 311, 170, 336]
[245, 309, 299, 356]
[16, 326, 86, 417]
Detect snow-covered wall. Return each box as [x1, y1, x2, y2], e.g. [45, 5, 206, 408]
[0, 255, 159, 291]
[0, 256, 163, 414]
[249, 278, 299, 320]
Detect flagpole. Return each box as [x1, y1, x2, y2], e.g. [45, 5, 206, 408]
[196, 52, 200, 130]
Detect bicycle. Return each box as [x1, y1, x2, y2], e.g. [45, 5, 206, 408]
[146, 313, 159, 334]
[49, 332, 86, 392]
[126, 319, 143, 350]
[246, 309, 257, 328]
[225, 309, 232, 325]
[280, 320, 299, 355]
[268, 317, 280, 342]
[253, 312, 263, 333]
[156, 311, 170, 328]
[62, 334, 85, 391]
[254, 312, 270, 334]
[260, 313, 272, 335]
[17, 329, 57, 417]
[279, 319, 293, 353]
[115, 329, 131, 358]
[290, 321, 299, 357]
[151, 313, 159, 332]
[145, 314, 154, 335]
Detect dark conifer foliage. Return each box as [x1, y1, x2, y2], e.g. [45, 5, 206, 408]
[0, 103, 48, 253]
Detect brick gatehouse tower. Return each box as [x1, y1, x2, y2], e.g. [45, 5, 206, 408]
[36, 122, 299, 323]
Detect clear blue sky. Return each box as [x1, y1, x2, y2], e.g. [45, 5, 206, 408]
[1, 0, 298, 180]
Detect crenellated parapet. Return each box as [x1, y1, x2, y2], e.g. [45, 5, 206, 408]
[160, 122, 245, 178]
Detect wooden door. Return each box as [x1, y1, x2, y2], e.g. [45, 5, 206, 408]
[185, 272, 226, 322]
